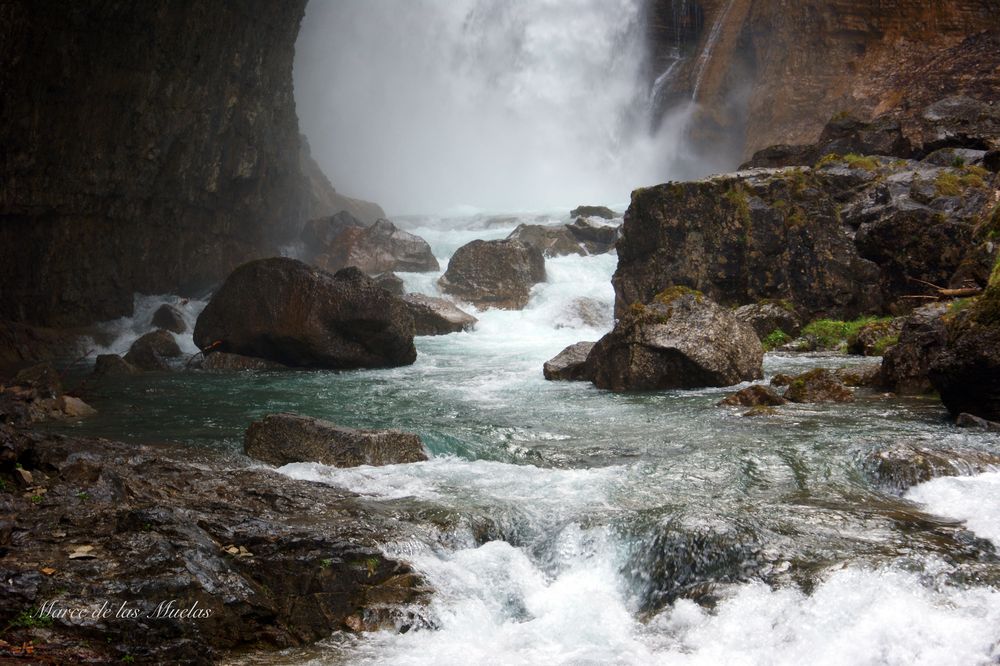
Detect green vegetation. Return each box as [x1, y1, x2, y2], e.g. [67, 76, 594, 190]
[0, 478, 8, 492]
[815, 153, 841, 169]
[952, 155, 966, 168]
[815, 153, 880, 172]
[762, 329, 792, 351]
[654, 285, 703, 305]
[320, 558, 333, 569]
[76, 491, 90, 501]
[871, 334, 899, 356]
[934, 168, 989, 197]
[6, 608, 53, 630]
[30, 494, 43, 504]
[801, 316, 892, 351]
[973, 255, 1000, 326]
[724, 184, 751, 224]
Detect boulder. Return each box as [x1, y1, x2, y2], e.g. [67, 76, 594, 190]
[0, 320, 80, 366]
[566, 218, 620, 253]
[309, 218, 439, 275]
[956, 412, 1000, 432]
[834, 365, 883, 388]
[556, 297, 613, 330]
[301, 210, 367, 249]
[718, 385, 787, 407]
[879, 303, 948, 394]
[438, 239, 546, 310]
[150, 303, 187, 334]
[918, 96, 1000, 153]
[847, 318, 903, 356]
[13, 362, 63, 398]
[928, 288, 1000, 420]
[124, 330, 182, 371]
[507, 224, 585, 257]
[782, 369, 854, 403]
[244, 413, 427, 468]
[91, 354, 139, 377]
[374, 272, 405, 296]
[864, 441, 1000, 493]
[201, 352, 287, 371]
[612, 168, 883, 320]
[588, 289, 763, 392]
[570, 205, 617, 220]
[733, 302, 802, 339]
[194, 259, 416, 369]
[402, 294, 477, 336]
[543, 342, 595, 381]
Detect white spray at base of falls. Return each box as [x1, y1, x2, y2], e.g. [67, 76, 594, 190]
[295, 0, 696, 215]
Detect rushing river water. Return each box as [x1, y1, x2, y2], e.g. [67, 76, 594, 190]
[59, 214, 1000, 665]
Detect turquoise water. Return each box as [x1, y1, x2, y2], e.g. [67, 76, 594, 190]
[55, 214, 1000, 665]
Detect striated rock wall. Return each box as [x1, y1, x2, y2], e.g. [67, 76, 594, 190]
[0, 1, 380, 329]
[648, 0, 1000, 159]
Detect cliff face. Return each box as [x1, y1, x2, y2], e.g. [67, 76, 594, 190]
[0, 1, 308, 327]
[648, 0, 1000, 159]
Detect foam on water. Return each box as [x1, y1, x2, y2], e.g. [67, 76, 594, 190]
[86, 293, 206, 358]
[905, 471, 1000, 549]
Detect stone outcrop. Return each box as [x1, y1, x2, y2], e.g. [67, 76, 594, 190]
[244, 413, 427, 468]
[879, 303, 949, 394]
[733, 302, 802, 339]
[0, 2, 386, 329]
[438, 239, 546, 310]
[612, 168, 883, 319]
[848, 318, 903, 357]
[305, 218, 439, 275]
[402, 295, 477, 336]
[507, 220, 619, 257]
[0, 364, 96, 424]
[298, 136, 385, 224]
[929, 266, 1000, 420]
[123, 330, 182, 371]
[194, 259, 416, 369]
[588, 288, 763, 392]
[0, 425, 429, 664]
[570, 205, 617, 220]
[543, 342, 596, 381]
[374, 272, 406, 296]
[0, 320, 81, 368]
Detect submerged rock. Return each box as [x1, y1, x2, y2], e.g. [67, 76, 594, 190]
[194, 259, 416, 369]
[556, 297, 613, 330]
[244, 413, 427, 467]
[150, 303, 187, 334]
[403, 294, 477, 336]
[201, 351, 287, 371]
[864, 441, 1000, 493]
[783, 369, 854, 403]
[543, 341, 596, 381]
[879, 303, 948, 394]
[588, 289, 763, 392]
[438, 239, 546, 310]
[124, 330, 181, 371]
[91, 353, 139, 377]
[570, 205, 617, 220]
[956, 412, 1000, 432]
[718, 385, 787, 407]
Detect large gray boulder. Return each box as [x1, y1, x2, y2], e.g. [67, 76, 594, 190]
[588, 289, 763, 392]
[733, 302, 802, 339]
[543, 341, 595, 381]
[438, 239, 546, 310]
[244, 413, 427, 468]
[303, 216, 439, 275]
[402, 294, 477, 336]
[194, 258, 416, 369]
[507, 224, 585, 257]
[124, 330, 181, 371]
[879, 303, 948, 394]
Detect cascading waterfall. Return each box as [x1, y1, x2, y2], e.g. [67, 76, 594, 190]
[295, 0, 691, 215]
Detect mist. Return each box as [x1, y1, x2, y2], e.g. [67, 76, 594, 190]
[293, 0, 695, 216]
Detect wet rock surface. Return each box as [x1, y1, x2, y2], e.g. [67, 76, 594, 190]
[570, 205, 617, 220]
[0, 425, 430, 664]
[718, 385, 787, 407]
[374, 272, 406, 296]
[864, 441, 1000, 493]
[879, 303, 949, 394]
[733, 302, 802, 339]
[150, 304, 187, 334]
[0, 364, 96, 425]
[194, 259, 416, 369]
[91, 354, 139, 378]
[589, 290, 763, 392]
[307, 218, 439, 275]
[782, 369, 854, 403]
[542, 342, 596, 382]
[124, 330, 182, 371]
[244, 413, 428, 468]
[438, 239, 546, 310]
[403, 295, 477, 336]
[200, 351, 287, 372]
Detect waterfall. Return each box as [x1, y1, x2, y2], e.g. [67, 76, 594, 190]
[294, 0, 687, 215]
[691, 0, 736, 101]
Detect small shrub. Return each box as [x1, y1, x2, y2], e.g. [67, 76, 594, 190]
[762, 329, 792, 351]
[802, 316, 890, 351]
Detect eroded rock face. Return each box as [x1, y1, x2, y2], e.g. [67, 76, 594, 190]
[879, 303, 949, 394]
[507, 224, 586, 257]
[124, 330, 182, 371]
[244, 413, 427, 467]
[543, 342, 596, 381]
[589, 290, 763, 392]
[0, 426, 430, 664]
[194, 259, 416, 369]
[308, 219, 439, 275]
[438, 239, 546, 310]
[402, 295, 477, 336]
[0, 320, 81, 368]
[613, 168, 882, 320]
[374, 272, 406, 296]
[733, 302, 802, 339]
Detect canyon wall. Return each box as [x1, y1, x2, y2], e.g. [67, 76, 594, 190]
[0, 1, 312, 327]
[649, 0, 1000, 159]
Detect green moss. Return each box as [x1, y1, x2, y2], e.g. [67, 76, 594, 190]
[935, 169, 988, 197]
[973, 256, 1000, 326]
[843, 154, 880, 172]
[871, 334, 899, 356]
[723, 184, 751, 224]
[815, 153, 841, 169]
[802, 316, 891, 351]
[787, 168, 811, 194]
[952, 155, 966, 168]
[762, 329, 792, 351]
[654, 285, 703, 305]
